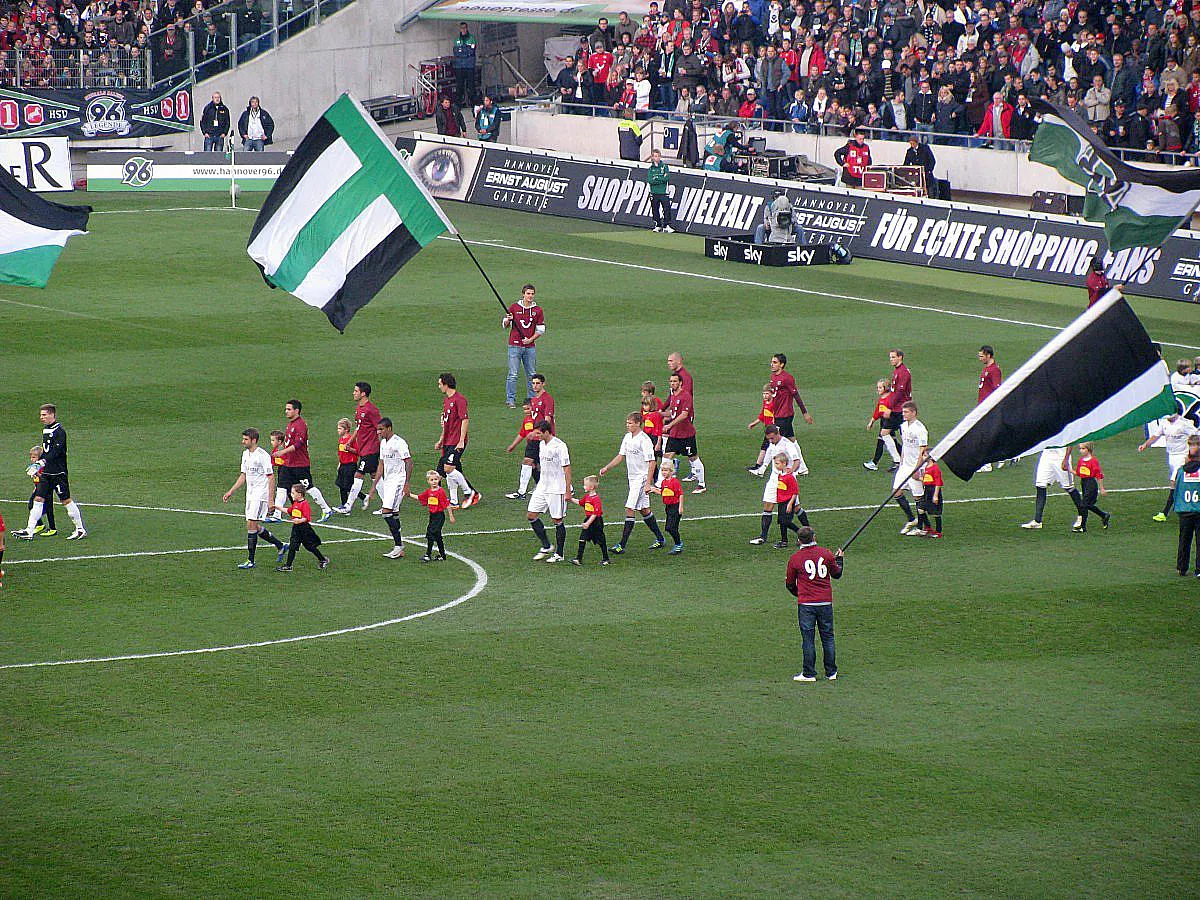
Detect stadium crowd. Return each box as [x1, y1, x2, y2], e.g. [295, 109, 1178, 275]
[550, 0, 1200, 160]
[0, 0, 335, 88]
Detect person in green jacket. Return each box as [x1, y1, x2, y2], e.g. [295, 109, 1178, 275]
[647, 149, 674, 233]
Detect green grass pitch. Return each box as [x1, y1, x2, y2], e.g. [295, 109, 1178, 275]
[1, 193, 1197, 896]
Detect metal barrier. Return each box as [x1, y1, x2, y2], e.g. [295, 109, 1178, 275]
[138, 0, 355, 91]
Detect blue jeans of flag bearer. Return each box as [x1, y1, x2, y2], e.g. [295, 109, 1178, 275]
[798, 603, 836, 678]
[507, 344, 536, 406]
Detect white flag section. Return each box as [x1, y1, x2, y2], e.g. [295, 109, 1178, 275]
[247, 93, 455, 331]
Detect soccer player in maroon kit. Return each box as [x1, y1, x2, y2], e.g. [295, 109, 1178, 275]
[502, 283, 545, 408]
[504, 372, 554, 500]
[667, 352, 696, 481]
[436, 372, 480, 508]
[975, 346, 1003, 472]
[334, 381, 382, 514]
[750, 353, 814, 475]
[662, 371, 706, 493]
[274, 399, 332, 521]
[505, 400, 538, 499]
[784, 526, 843, 682]
[865, 349, 911, 472]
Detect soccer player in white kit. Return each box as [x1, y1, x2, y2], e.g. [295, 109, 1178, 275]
[1020, 446, 1085, 530]
[1140, 413, 1200, 522]
[894, 402, 929, 535]
[750, 425, 806, 544]
[527, 420, 572, 563]
[376, 418, 414, 559]
[599, 413, 666, 554]
[223, 427, 287, 569]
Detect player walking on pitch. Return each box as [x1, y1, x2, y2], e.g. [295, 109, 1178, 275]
[13, 404, 87, 541]
[527, 420, 572, 563]
[271, 399, 333, 523]
[1020, 447, 1085, 530]
[376, 418, 414, 559]
[599, 412, 666, 554]
[436, 373, 480, 508]
[662, 371, 706, 493]
[223, 427, 287, 569]
[333, 382, 382, 514]
[893, 401, 928, 534]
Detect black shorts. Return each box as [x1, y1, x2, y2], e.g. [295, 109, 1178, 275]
[665, 436, 698, 457]
[336, 462, 357, 492]
[34, 472, 70, 501]
[356, 453, 380, 476]
[882, 412, 902, 432]
[439, 446, 466, 469]
[288, 521, 322, 550]
[279, 466, 312, 491]
[774, 416, 795, 438]
[523, 439, 541, 462]
[919, 492, 943, 513]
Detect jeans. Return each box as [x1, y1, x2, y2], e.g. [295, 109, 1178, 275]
[506, 344, 536, 405]
[203, 134, 225, 152]
[797, 603, 836, 677]
[244, 138, 265, 151]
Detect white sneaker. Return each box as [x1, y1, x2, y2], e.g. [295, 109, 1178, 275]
[67, 528, 87, 541]
[827, 672, 838, 681]
[793, 673, 817, 682]
[372, 508, 385, 516]
[545, 553, 564, 563]
[1020, 520, 1042, 529]
[979, 463, 993, 472]
[533, 547, 551, 561]
[652, 226, 662, 232]
[383, 546, 405, 559]
[749, 537, 766, 545]
[795, 467, 810, 477]
[691, 485, 707, 494]
[899, 520, 919, 535]
[862, 460, 878, 471]
[664, 225, 676, 233]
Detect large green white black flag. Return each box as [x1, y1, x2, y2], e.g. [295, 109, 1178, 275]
[248, 93, 455, 331]
[1029, 99, 1200, 252]
[0, 164, 89, 288]
[931, 290, 1176, 481]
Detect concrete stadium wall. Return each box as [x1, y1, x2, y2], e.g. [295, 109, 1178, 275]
[507, 106, 1182, 200]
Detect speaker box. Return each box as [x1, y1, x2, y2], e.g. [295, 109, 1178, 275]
[1031, 190, 1069, 214]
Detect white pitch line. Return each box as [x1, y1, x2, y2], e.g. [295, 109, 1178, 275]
[0, 507, 488, 670]
[0, 296, 176, 333]
[442, 235, 1200, 353]
[90, 206, 258, 214]
[2, 536, 380, 566]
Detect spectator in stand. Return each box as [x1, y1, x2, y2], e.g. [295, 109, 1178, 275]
[1082, 73, 1111, 124]
[452, 22, 477, 107]
[200, 91, 230, 152]
[1011, 93, 1037, 141]
[238, 95, 273, 151]
[976, 90, 1013, 146]
[881, 90, 911, 132]
[435, 95, 466, 137]
[556, 56, 580, 114]
[787, 87, 809, 132]
[474, 95, 500, 142]
[589, 15, 615, 51]
[197, 20, 228, 78]
[1104, 98, 1131, 149]
[588, 40, 614, 108]
[934, 84, 965, 144]
[738, 87, 765, 120]
[911, 78, 936, 135]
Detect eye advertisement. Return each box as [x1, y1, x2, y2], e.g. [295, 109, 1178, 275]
[401, 140, 482, 202]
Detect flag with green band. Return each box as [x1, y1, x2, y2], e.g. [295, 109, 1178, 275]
[248, 93, 456, 331]
[1029, 99, 1200, 252]
[0, 165, 89, 288]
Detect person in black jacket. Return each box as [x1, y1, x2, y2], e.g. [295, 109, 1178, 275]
[1010, 94, 1037, 141]
[435, 96, 466, 137]
[237, 96, 274, 150]
[933, 84, 965, 144]
[200, 91, 230, 152]
[903, 134, 936, 194]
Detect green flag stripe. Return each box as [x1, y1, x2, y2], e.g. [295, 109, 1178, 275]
[0, 244, 66, 287]
[1081, 202, 1183, 253]
[1029, 120, 1091, 190]
[323, 96, 448, 246]
[268, 98, 448, 291]
[1074, 384, 1179, 444]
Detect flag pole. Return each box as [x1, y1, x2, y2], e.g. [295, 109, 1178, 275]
[455, 232, 510, 314]
[840, 464, 920, 553]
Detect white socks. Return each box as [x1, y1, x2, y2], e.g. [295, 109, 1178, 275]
[307, 486, 331, 513]
[794, 448, 809, 476]
[345, 478, 363, 508]
[274, 487, 288, 511]
[26, 499, 44, 532]
[64, 500, 84, 531]
[446, 469, 471, 504]
[691, 458, 705, 486]
[519, 464, 533, 494]
[883, 433, 900, 461]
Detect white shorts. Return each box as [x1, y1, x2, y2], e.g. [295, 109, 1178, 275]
[1035, 454, 1074, 489]
[762, 472, 780, 504]
[1168, 452, 1186, 483]
[245, 497, 269, 522]
[377, 477, 406, 511]
[528, 488, 567, 520]
[893, 466, 924, 497]
[625, 482, 650, 511]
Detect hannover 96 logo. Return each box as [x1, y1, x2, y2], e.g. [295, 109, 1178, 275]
[1075, 143, 1131, 212]
[80, 91, 131, 137]
[1176, 387, 1200, 428]
[120, 156, 154, 187]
